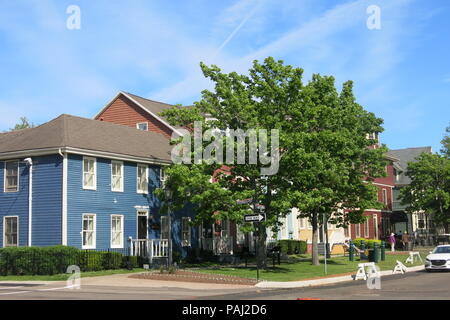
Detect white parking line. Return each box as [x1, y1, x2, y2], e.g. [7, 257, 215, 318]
[0, 291, 31, 295]
[0, 286, 24, 290]
[37, 286, 76, 291]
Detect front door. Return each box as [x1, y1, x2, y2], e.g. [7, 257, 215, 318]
[137, 211, 148, 239]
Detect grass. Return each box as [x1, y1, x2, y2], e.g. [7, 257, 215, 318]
[0, 268, 146, 281]
[187, 252, 425, 282]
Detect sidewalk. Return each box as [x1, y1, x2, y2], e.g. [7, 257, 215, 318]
[255, 265, 425, 288]
[75, 272, 255, 289]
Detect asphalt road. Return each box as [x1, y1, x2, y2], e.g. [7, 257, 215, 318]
[0, 270, 448, 300]
[205, 270, 450, 300]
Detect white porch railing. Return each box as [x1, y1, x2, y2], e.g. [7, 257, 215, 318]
[130, 239, 169, 264]
[201, 236, 233, 255]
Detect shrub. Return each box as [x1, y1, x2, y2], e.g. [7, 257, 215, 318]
[353, 238, 382, 249]
[0, 246, 132, 275]
[172, 250, 182, 264]
[101, 252, 123, 270]
[122, 255, 140, 268]
[0, 245, 80, 276]
[276, 240, 307, 255]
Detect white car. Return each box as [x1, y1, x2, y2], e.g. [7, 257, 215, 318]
[425, 245, 450, 271]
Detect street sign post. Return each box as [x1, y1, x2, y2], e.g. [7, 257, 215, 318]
[244, 214, 266, 222]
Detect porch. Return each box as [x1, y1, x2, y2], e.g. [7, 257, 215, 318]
[130, 239, 169, 264]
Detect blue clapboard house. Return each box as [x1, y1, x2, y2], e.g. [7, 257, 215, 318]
[0, 114, 198, 260]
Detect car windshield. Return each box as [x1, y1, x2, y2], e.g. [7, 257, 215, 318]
[433, 247, 450, 254]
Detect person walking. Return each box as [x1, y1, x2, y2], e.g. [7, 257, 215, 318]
[389, 232, 396, 252]
[402, 231, 410, 251]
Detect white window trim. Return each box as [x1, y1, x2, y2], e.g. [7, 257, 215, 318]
[382, 189, 388, 205]
[82, 214, 96, 249]
[136, 122, 149, 131]
[160, 167, 166, 189]
[299, 218, 306, 230]
[355, 224, 361, 238]
[111, 160, 124, 192]
[110, 214, 124, 248]
[364, 219, 369, 238]
[82, 156, 97, 190]
[136, 164, 149, 194]
[3, 216, 19, 247]
[4, 160, 19, 193]
[136, 210, 149, 240]
[373, 215, 379, 239]
[181, 217, 191, 247]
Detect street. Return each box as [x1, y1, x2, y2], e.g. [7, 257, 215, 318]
[0, 270, 448, 300]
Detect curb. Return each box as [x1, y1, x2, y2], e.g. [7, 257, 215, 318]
[255, 265, 425, 288]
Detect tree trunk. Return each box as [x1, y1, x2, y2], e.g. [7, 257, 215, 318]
[312, 212, 319, 265]
[256, 223, 267, 269]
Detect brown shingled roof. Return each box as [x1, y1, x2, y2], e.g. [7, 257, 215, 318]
[0, 114, 173, 162]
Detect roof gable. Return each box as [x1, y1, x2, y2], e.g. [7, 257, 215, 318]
[95, 91, 184, 136]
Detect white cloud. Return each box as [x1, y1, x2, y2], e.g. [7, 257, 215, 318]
[152, 0, 415, 105]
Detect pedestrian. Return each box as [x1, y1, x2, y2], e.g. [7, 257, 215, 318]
[402, 231, 410, 251]
[389, 232, 396, 252]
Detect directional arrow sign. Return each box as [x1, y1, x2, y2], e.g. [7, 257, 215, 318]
[244, 214, 265, 222]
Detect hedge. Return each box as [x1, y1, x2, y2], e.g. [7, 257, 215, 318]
[0, 246, 136, 276]
[352, 238, 382, 249]
[276, 240, 307, 255]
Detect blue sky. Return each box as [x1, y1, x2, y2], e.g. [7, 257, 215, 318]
[0, 0, 449, 152]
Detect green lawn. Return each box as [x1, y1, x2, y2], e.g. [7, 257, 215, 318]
[187, 252, 425, 282]
[0, 268, 146, 281]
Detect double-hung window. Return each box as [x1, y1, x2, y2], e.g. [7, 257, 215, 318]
[111, 215, 124, 248]
[3, 216, 18, 247]
[364, 219, 369, 238]
[181, 217, 191, 247]
[160, 216, 169, 240]
[82, 214, 96, 249]
[160, 167, 166, 189]
[299, 218, 306, 230]
[4, 161, 19, 192]
[83, 157, 96, 190]
[355, 224, 361, 238]
[382, 189, 388, 206]
[137, 164, 148, 194]
[111, 161, 124, 192]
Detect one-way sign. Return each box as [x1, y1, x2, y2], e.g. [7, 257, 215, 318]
[244, 214, 265, 222]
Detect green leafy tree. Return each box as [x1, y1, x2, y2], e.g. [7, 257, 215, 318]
[441, 124, 450, 158]
[9, 117, 34, 131]
[400, 152, 450, 233]
[157, 57, 388, 266]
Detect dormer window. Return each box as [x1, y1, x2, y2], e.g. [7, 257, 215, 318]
[137, 122, 148, 131]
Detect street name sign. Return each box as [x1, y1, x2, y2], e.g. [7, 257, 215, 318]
[244, 214, 265, 222]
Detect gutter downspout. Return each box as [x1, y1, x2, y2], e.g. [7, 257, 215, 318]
[24, 158, 33, 247]
[59, 149, 68, 245]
